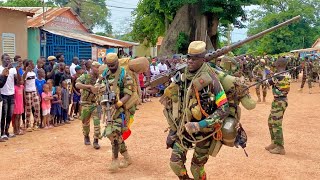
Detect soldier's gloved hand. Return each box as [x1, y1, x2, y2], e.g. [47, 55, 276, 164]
[185, 122, 200, 134]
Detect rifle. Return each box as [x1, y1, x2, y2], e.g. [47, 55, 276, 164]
[100, 75, 118, 158]
[148, 16, 301, 87]
[244, 65, 301, 90]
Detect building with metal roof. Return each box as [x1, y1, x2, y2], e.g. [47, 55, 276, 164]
[10, 7, 138, 64]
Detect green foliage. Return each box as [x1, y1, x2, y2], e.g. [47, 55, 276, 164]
[131, 0, 259, 46]
[176, 32, 189, 54]
[246, 0, 320, 55]
[3, 0, 42, 6]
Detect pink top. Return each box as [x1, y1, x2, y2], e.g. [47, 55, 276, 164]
[14, 85, 24, 114]
[41, 92, 52, 110]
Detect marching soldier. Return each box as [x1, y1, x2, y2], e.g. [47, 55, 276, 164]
[100, 53, 135, 172]
[298, 56, 313, 93]
[265, 57, 291, 155]
[162, 41, 229, 180]
[252, 59, 271, 102]
[75, 62, 102, 149]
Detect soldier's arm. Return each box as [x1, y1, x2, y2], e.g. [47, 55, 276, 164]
[198, 75, 229, 129]
[75, 74, 92, 90]
[118, 73, 134, 108]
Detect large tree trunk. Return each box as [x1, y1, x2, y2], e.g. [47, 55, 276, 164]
[159, 4, 217, 57]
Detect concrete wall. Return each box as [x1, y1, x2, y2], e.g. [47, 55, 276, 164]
[0, 9, 28, 60]
[28, 28, 41, 63]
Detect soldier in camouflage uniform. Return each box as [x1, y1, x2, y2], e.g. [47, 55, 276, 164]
[100, 53, 135, 172]
[163, 41, 229, 180]
[75, 62, 102, 149]
[252, 59, 272, 102]
[298, 56, 313, 93]
[265, 57, 290, 155]
[311, 56, 320, 84]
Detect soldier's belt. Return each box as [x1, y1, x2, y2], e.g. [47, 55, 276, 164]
[80, 101, 97, 105]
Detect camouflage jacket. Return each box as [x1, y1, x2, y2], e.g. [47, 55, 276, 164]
[268, 73, 290, 98]
[252, 64, 271, 80]
[76, 73, 99, 104]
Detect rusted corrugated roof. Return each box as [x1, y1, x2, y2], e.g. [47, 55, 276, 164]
[43, 29, 127, 47]
[0, 7, 35, 16]
[92, 34, 139, 48]
[312, 38, 320, 48]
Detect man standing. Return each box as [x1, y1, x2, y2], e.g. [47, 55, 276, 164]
[70, 57, 79, 77]
[45, 56, 57, 80]
[265, 57, 290, 155]
[252, 59, 271, 102]
[150, 59, 160, 77]
[75, 62, 101, 149]
[162, 41, 229, 179]
[101, 53, 135, 172]
[34, 56, 45, 78]
[0, 54, 22, 140]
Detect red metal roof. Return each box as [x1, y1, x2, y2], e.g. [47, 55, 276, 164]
[0, 7, 35, 16]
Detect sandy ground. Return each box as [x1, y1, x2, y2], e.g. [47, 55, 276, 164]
[0, 82, 320, 180]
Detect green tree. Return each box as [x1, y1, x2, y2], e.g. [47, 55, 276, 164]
[2, 0, 42, 6]
[132, 0, 259, 55]
[246, 0, 320, 55]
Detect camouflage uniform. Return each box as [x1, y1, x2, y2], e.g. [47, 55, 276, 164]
[101, 67, 135, 164]
[267, 73, 290, 146]
[76, 74, 101, 140]
[164, 63, 229, 180]
[300, 60, 313, 89]
[252, 64, 271, 100]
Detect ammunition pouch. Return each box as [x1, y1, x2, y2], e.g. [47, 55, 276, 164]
[192, 72, 212, 91]
[208, 139, 222, 157]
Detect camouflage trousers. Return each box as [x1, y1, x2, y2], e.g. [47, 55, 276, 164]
[103, 109, 128, 158]
[268, 99, 288, 146]
[300, 73, 313, 89]
[255, 83, 268, 98]
[170, 137, 212, 180]
[80, 104, 101, 139]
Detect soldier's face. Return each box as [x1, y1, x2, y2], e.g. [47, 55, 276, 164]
[107, 60, 119, 73]
[187, 57, 204, 72]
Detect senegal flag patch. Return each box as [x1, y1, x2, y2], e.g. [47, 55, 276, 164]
[215, 91, 227, 107]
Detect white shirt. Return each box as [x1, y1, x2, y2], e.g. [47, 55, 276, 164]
[0, 66, 17, 95]
[70, 63, 77, 76]
[158, 63, 168, 72]
[150, 65, 160, 76]
[25, 71, 37, 92]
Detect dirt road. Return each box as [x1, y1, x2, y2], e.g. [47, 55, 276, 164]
[0, 82, 320, 180]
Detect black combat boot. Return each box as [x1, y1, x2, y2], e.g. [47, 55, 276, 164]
[93, 139, 100, 149]
[178, 174, 194, 180]
[84, 136, 91, 145]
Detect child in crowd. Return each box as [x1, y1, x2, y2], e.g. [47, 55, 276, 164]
[52, 86, 62, 126]
[35, 68, 46, 127]
[42, 84, 53, 129]
[12, 78, 24, 135]
[70, 66, 82, 119]
[139, 73, 146, 103]
[54, 62, 65, 87]
[61, 81, 70, 124]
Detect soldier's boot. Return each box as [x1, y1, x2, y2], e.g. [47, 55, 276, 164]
[309, 88, 312, 94]
[298, 88, 303, 92]
[269, 145, 285, 155]
[119, 151, 132, 168]
[108, 158, 120, 172]
[265, 143, 277, 151]
[257, 97, 261, 102]
[93, 139, 100, 149]
[84, 136, 91, 145]
[178, 174, 194, 180]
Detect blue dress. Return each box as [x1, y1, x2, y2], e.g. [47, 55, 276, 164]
[51, 96, 62, 116]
